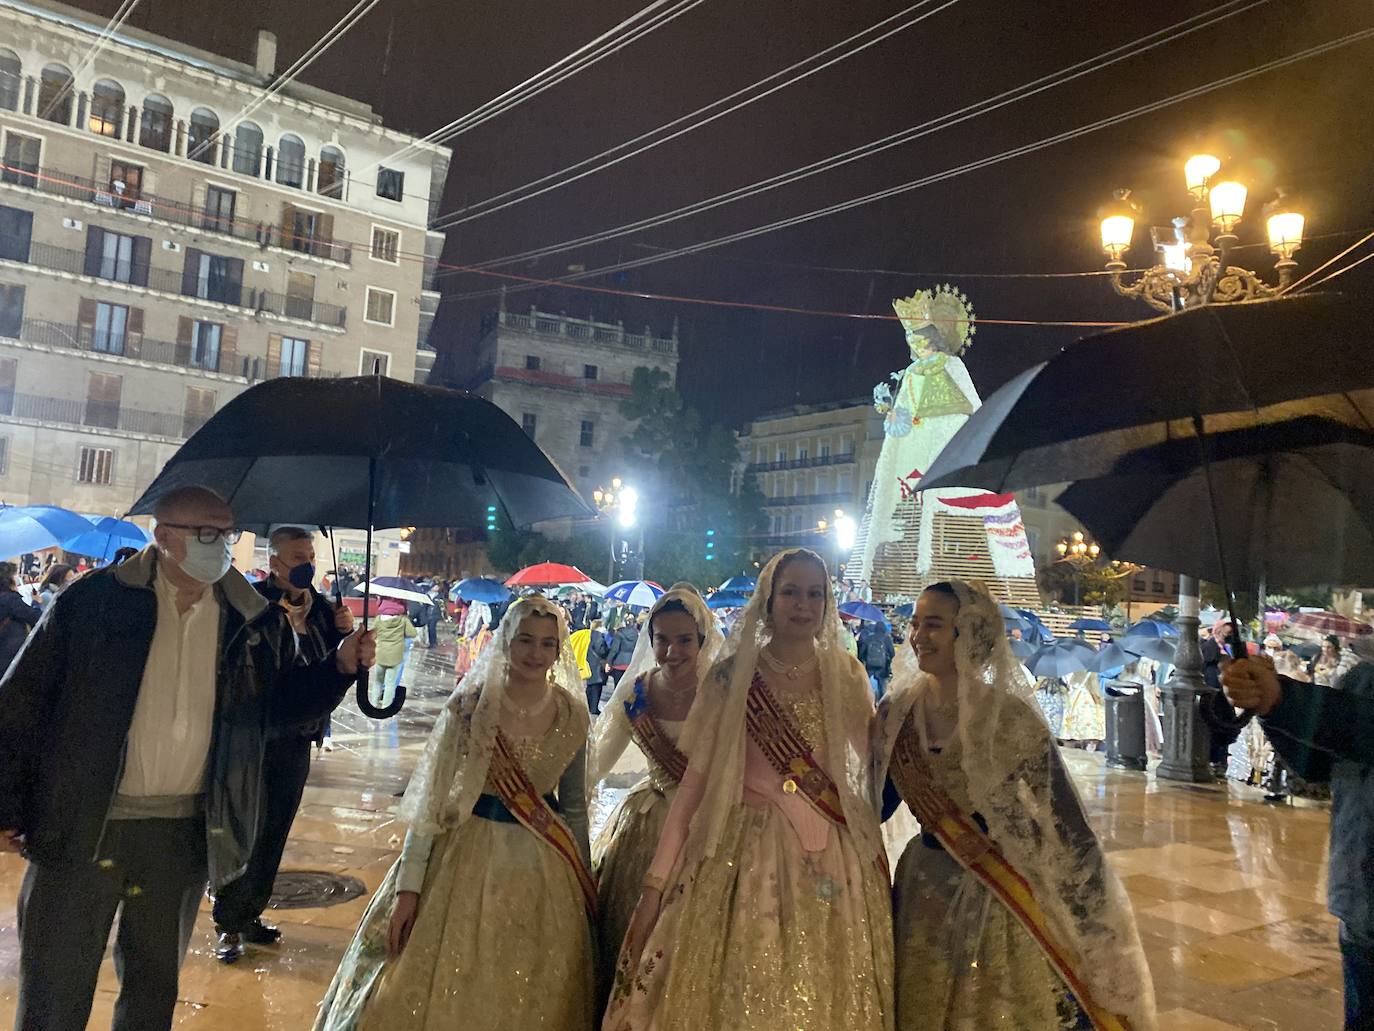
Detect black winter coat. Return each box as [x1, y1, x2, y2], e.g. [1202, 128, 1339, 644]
[0, 588, 39, 677]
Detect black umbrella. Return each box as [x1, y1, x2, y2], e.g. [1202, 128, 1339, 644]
[1027, 640, 1096, 678]
[1056, 417, 1374, 590]
[130, 376, 594, 717]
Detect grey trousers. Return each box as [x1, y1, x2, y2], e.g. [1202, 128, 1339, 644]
[14, 816, 207, 1031]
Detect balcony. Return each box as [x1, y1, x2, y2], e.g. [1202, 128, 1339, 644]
[0, 160, 352, 264]
[488, 308, 678, 356]
[762, 491, 854, 508]
[0, 237, 347, 327]
[749, 452, 856, 473]
[0, 389, 195, 439]
[1, 316, 239, 375]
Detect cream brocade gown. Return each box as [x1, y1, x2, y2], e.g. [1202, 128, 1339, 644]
[314, 693, 595, 1031]
[606, 685, 894, 1031]
[592, 717, 685, 997]
[892, 734, 1077, 1030]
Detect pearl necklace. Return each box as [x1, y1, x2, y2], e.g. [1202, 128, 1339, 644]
[502, 682, 553, 720]
[760, 646, 819, 681]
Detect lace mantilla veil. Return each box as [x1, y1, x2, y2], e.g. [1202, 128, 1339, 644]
[399, 595, 588, 838]
[587, 585, 725, 787]
[875, 579, 1157, 1030]
[676, 548, 884, 868]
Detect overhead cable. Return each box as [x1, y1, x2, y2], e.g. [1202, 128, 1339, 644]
[38, 0, 143, 121]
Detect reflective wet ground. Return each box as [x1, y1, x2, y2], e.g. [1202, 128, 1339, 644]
[0, 636, 1342, 1029]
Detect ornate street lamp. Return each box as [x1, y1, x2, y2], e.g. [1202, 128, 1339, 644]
[594, 478, 642, 583]
[1094, 152, 1306, 782]
[1054, 531, 1101, 608]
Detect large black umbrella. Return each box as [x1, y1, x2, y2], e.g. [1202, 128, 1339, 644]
[1056, 416, 1374, 590]
[130, 376, 594, 716]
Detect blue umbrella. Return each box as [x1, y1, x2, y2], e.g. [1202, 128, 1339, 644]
[1122, 635, 1178, 664]
[719, 575, 757, 593]
[61, 516, 151, 562]
[1027, 640, 1096, 678]
[1017, 608, 1056, 644]
[893, 602, 914, 618]
[0, 505, 97, 559]
[1068, 617, 1113, 632]
[839, 600, 885, 623]
[452, 577, 511, 604]
[1092, 642, 1134, 674]
[1127, 618, 1178, 639]
[1009, 638, 1037, 660]
[707, 590, 749, 610]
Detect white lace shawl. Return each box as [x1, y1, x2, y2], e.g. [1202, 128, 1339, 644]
[874, 580, 1157, 1031]
[676, 548, 883, 868]
[587, 585, 724, 787]
[398, 596, 587, 838]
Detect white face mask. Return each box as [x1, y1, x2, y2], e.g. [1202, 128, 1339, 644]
[177, 536, 233, 584]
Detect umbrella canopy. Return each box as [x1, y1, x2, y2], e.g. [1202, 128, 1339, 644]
[1027, 640, 1096, 678]
[1288, 610, 1372, 639]
[61, 516, 151, 561]
[1056, 417, 1374, 589]
[839, 600, 886, 623]
[1068, 617, 1113, 632]
[452, 577, 511, 604]
[1121, 635, 1178, 664]
[0, 505, 96, 559]
[1199, 606, 1226, 626]
[1092, 642, 1135, 674]
[1009, 637, 1037, 660]
[129, 376, 593, 531]
[706, 590, 750, 610]
[893, 601, 915, 618]
[1124, 618, 1178, 639]
[507, 562, 594, 587]
[357, 577, 432, 605]
[719, 575, 757, 593]
[604, 580, 665, 608]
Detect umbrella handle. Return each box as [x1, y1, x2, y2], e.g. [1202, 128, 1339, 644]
[355, 678, 405, 719]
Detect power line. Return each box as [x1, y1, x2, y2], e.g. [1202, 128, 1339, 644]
[1296, 247, 1374, 291]
[38, 0, 144, 122]
[444, 0, 1264, 272]
[1282, 226, 1374, 294]
[430, 0, 964, 229]
[356, 0, 706, 180]
[447, 25, 1374, 305]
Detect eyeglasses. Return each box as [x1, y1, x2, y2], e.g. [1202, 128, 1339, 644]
[160, 523, 243, 545]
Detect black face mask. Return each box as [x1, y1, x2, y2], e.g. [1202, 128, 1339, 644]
[287, 562, 316, 590]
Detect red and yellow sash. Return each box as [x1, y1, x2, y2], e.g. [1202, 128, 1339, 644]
[628, 711, 689, 786]
[488, 731, 597, 918]
[746, 673, 847, 824]
[890, 718, 1135, 1031]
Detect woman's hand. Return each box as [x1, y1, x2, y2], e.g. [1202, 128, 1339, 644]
[623, 887, 663, 968]
[387, 890, 419, 957]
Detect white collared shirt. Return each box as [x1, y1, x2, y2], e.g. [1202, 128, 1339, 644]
[117, 567, 221, 798]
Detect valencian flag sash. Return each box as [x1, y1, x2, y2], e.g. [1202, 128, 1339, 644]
[624, 678, 689, 785]
[488, 731, 597, 917]
[890, 716, 1136, 1031]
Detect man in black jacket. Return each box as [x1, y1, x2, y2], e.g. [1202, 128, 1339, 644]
[585, 618, 612, 713]
[859, 620, 896, 699]
[0, 487, 375, 1031]
[211, 526, 354, 963]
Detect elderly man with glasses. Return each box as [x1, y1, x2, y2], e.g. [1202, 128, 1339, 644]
[0, 485, 376, 1031]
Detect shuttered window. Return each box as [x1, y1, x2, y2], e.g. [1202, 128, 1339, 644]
[77, 446, 114, 484]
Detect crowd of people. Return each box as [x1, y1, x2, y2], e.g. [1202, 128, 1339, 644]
[0, 505, 1369, 1030]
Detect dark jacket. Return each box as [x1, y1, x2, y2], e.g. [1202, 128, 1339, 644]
[0, 547, 351, 888]
[859, 624, 895, 674]
[0, 587, 40, 676]
[254, 580, 348, 740]
[1265, 667, 1374, 936]
[609, 623, 639, 670]
[586, 628, 612, 687]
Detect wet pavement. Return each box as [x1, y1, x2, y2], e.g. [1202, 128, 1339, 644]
[0, 633, 1343, 1029]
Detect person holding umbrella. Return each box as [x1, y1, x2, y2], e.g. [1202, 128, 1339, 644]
[0, 486, 374, 1031]
[211, 526, 355, 963]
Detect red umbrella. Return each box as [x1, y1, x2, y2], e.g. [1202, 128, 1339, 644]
[506, 562, 594, 587]
[1288, 611, 1373, 639]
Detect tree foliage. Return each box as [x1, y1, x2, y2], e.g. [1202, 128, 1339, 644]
[1037, 561, 1127, 607]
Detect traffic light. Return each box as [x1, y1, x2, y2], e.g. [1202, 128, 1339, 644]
[486, 504, 497, 533]
[705, 528, 715, 561]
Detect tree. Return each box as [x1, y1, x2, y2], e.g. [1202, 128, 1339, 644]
[1037, 561, 1127, 608]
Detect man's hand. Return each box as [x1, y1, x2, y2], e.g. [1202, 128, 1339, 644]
[0, 828, 24, 854]
[332, 602, 355, 635]
[335, 628, 377, 676]
[1222, 656, 1283, 716]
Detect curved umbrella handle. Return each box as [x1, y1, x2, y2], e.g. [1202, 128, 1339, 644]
[355, 670, 405, 719]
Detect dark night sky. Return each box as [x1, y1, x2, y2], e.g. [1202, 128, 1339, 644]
[72, 0, 1374, 425]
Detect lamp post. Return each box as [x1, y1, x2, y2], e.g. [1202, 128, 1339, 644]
[1095, 152, 1306, 782]
[593, 478, 642, 583]
[1054, 530, 1101, 608]
[816, 508, 856, 581]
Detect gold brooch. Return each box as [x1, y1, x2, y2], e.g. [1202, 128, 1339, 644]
[782, 778, 799, 794]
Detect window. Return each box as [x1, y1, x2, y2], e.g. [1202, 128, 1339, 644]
[359, 349, 390, 376]
[521, 413, 537, 436]
[187, 108, 219, 164]
[84, 373, 122, 429]
[819, 440, 831, 459]
[232, 122, 263, 176]
[139, 94, 173, 151]
[279, 336, 308, 377]
[837, 471, 852, 493]
[284, 270, 317, 321]
[37, 64, 73, 124]
[0, 49, 19, 112]
[276, 134, 305, 188]
[579, 420, 594, 448]
[0, 356, 13, 415]
[184, 250, 244, 305]
[0, 436, 8, 475]
[88, 79, 124, 137]
[108, 161, 144, 208]
[0, 284, 22, 337]
[797, 444, 808, 461]
[376, 167, 404, 201]
[87, 228, 146, 285]
[0, 205, 33, 262]
[286, 206, 320, 253]
[364, 287, 396, 326]
[790, 512, 803, 532]
[369, 226, 400, 264]
[202, 186, 236, 233]
[583, 363, 598, 380]
[1, 132, 40, 188]
[318, 146, 346, 198]
[775, 446, 786, 462]
[524, 354, 541, 371]
[183, 387, 215, 437]
[78, 446, 114, 485]
[190, 321, 221, 370]
[93, 302, 129, 354]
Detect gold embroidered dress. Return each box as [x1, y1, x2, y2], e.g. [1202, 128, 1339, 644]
[314, 690, 595, 1031]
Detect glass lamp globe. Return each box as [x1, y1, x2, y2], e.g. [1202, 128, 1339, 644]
[1267, 209, 1305, 259]
[1210, 180, 1248, 232]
